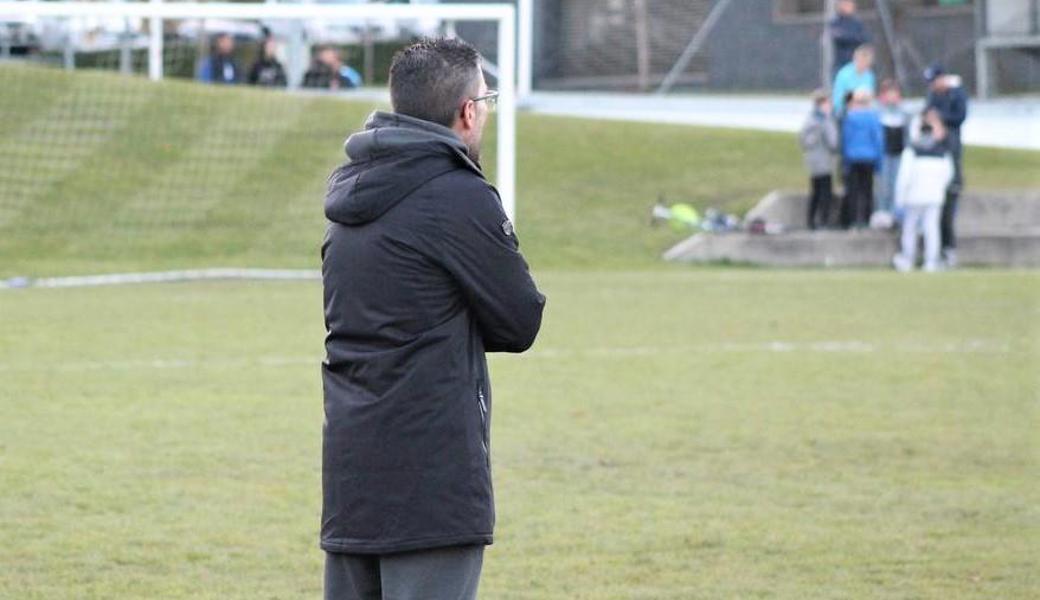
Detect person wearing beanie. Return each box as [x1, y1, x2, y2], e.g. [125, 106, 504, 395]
[924, 63, 968, 267]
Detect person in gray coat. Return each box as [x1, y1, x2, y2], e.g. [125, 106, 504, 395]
[799, 89, 839, 230]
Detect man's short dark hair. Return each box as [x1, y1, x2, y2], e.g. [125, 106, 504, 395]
[389, 37, 482, 128]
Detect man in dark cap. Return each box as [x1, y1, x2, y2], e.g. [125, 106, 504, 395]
[924, 63, 968, 267]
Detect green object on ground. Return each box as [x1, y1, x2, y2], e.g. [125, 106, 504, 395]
[669, 203, 701, 231]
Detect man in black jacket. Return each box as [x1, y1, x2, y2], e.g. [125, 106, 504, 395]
[247, 36, 287, 88]
[320, 38, 545, 599]
[829, 0, 871, 79]
[924, 63, 968, 267]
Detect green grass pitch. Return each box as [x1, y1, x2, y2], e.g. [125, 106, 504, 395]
[1, 65, 1038, 598]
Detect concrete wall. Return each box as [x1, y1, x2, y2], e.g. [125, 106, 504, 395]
[903, 9, 978, 94]
[702, 0, 979, 94]
[531, 0, 712, 89]
[705, 0, 825, 92]
[472, 0, 1038, 94]
[992, 47, 1040, 94]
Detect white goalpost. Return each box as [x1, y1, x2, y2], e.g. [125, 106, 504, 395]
[0, 0, 519, 222]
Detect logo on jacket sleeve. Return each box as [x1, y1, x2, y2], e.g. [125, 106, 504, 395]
[501, 219, 514, 237]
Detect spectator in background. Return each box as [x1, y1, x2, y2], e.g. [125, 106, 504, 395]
[841, 88, 883, 228]
[892, 110, 955, 273]
[829, 0, 871, 79]
[832, 44, 876, 115]
[832, 45, 875, 226]
[197, 33, 239, 85]
[248, 36, 287, 88]
[876, 79, 910, 223]
[924, 63, 968, 268]
[799, 89, 839, 230]
[303, 45, 363, 90]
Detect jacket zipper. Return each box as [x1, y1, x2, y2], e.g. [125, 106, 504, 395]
[477, 386, 489, 461]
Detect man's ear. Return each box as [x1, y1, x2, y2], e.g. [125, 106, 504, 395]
[459, 100, 475, 131]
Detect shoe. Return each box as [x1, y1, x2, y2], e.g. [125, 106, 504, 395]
[943, 249, 958, 269]
[892, 254, 912, 273]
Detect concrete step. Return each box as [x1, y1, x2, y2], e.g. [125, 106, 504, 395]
[669, 189, 1040, 268]
[664, 228, 1040, 268]
[747, 190, 1040, 231]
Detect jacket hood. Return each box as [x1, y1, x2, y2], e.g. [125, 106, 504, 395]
[325, 111, 481, 225]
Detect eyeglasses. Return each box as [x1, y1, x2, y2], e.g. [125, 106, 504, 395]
[470, 90, 499, 111]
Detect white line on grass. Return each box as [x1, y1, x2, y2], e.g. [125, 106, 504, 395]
[529, 339, 1011, 358]
[0, 269, 321, 289]
[0, 340, 1013, 373]
[0, 356, 317, 373]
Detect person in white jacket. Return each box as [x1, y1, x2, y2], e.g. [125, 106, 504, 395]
[892, 109, 955, 273]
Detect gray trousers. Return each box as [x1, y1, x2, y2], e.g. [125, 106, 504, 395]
[324, 545, 484, 600]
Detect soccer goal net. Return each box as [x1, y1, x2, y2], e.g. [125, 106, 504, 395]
[0, 1, 517, 278]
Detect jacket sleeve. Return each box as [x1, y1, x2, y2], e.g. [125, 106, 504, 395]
[798, 118, 814, 150]
[824, 117, 839, 153]
[832, 75, 846, 113]
[427, 177, 546, 353]
[873, 118, 885, 171]
[946, 90, 968, 128]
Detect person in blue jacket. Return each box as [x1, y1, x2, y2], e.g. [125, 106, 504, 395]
[924, 63, 969, 267]
[833, 44, 876, 116]
[841, 88, 884, 228]
[303, 45, 363, 90]
[196, 33, 239, 85]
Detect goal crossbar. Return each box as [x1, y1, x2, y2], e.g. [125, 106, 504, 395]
[0, 2, 513, 21]
[0, 0, 518, 222]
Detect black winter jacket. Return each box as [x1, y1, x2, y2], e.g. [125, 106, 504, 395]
[926, 86, 968, 130]
[320, 111, 545, 554]
[247, 57, 287, 87]
[829, 14, 871, 69]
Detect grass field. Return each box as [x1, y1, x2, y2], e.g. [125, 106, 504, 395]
[2, 272, 1037, 598]
[1, 65, 1039, 598]
[2, 64, 1040, 276]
